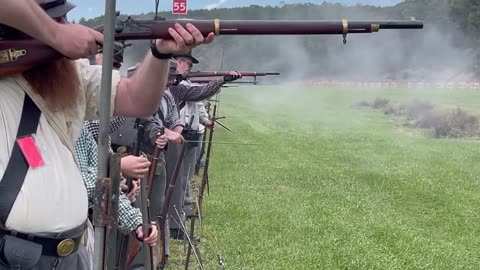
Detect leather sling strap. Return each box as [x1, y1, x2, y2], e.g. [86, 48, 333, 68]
[0, 94, 41, 225]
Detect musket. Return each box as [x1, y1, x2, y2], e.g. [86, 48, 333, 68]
[186, 106, 218, 269]
[191, 79, 256, 85]
[194, 102, 211, 176]
[188, 71, 280, 78]
[214, 120, 234, 133]
[142, 126, 167, 270]
[105, 154, 122, 269]
[125, 127, 165, 268]
[125, 119, 144, 191]
[0, 15, 423, 77]
[157, 117, 194, 269]
[140, 167, 153, 270]
[147, 127, 165, 197]
[120, 120, 144, 268]
[198, 104, 218, 212]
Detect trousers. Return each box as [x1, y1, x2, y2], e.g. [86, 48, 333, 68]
[0, 225, 89, 270]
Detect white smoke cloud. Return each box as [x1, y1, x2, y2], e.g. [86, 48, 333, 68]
[205, 0, 229, 10]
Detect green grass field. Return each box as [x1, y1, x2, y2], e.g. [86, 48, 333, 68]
[170, 85, 480, 270]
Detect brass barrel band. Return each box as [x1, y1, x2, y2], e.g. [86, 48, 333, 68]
[342, 19, 348, 34]
[214, 19, 220, 35]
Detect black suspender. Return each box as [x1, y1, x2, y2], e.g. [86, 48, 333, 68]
[0, 94, 41, 225]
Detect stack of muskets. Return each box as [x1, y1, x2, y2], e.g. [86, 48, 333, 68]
[0, 15, 423, 76]
[0, 5, 424, 269]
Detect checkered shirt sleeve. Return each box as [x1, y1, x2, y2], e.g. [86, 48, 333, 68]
[163, 91, 184, 128]
[75, 127, 142, 232]
[169, 78, 224, 108]
[84, 117, 126, 142]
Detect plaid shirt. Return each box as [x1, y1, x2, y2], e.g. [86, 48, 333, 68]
[159, 90, 184, 129]
[75, 126, 142, 232]
[84, 117, 126, 155]
[169, 78, 224, 110]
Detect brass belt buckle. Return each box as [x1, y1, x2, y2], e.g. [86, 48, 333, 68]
[117, 146, 128, 154]
[57, 238, 75, 257]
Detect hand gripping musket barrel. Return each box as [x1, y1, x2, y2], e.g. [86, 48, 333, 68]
[0, 15, 423, 77]
[124, 127, 165, 268]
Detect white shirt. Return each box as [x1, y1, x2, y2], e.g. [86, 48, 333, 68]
[0, 59, 120, 235]
[179, 80, 209, 132]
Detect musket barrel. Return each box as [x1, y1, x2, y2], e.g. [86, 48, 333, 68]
[216, 20, 423, 35]
[115, 18, 423, 40]
[188, 71, 280, 77]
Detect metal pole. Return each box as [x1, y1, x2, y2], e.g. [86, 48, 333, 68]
[94, 0, 117, 269]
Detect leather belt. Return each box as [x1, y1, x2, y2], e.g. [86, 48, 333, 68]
[112, 144, 134, 154]
[0, 228, 83, 257]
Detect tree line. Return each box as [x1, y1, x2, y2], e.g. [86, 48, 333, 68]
[78, 1, 480, 81]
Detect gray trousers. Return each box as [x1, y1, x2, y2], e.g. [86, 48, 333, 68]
[182, 142, 198, 217]
[165, 143, 185, 230]
[129, 153, 170, 270]
[0, 225, 89, 270]
[195, 133, 204, 165]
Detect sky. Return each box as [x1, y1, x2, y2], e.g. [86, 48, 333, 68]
[67, 0, 402, 21]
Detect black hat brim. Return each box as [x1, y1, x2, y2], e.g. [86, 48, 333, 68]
[45, 1, 76, 18]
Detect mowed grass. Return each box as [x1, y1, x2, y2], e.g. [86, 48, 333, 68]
[170, 85, 480, 270]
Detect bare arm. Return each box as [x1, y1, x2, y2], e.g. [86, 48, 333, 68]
[113, 24, 214, 117]
[0, 0, 102, 59]
[114, 54, 169, 117]
[198, 102, 210, 124]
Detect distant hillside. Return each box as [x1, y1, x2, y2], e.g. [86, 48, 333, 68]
[79, 1, 480, 81]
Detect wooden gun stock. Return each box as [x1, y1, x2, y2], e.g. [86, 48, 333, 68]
[0, 40, 62, 77]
